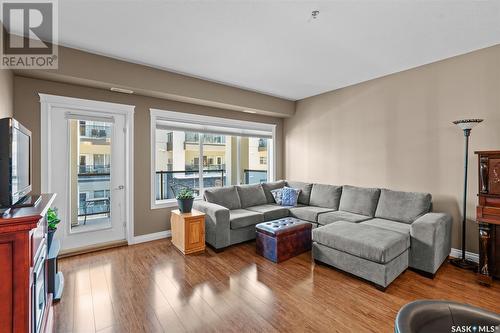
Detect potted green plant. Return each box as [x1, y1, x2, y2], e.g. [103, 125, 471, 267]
[176, 188, 195, 213]
[46, 207, 61, 249]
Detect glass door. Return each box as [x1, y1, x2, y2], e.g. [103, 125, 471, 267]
[69, 119, 112, 233]
[48, 108, 127, 251]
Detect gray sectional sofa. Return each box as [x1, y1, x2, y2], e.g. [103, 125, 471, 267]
[193, 180, 452, 287]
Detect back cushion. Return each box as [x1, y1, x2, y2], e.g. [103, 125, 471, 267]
[236, 184, 268, 208]
[287, 181, 313, 205]
[204, 186, 241, 210]
[309, 184, 342, 209]
[262, 180, 287, 203]
[375, 189, 432, 224]
[339, 185, 381, 216]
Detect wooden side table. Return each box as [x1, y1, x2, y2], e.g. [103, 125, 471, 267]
[170, 209, 206, 254]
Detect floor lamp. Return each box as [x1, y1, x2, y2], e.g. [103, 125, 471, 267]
[450, 118, 483, 270]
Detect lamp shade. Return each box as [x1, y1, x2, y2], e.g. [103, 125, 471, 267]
[453, 119, 483, 130]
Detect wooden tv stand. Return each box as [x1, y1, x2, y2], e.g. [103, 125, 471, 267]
[0, 193, 56, 333]
[475, 151, 500, 286]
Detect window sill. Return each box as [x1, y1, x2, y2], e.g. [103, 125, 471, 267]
[151, 200, 177, 210]
[151, 197, 203, 210]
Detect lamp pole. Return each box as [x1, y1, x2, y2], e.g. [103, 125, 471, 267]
[450, 119, 483, 270]
[461, 128, 470, 261]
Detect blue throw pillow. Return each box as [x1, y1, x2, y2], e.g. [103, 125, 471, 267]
[281, 187, 301, 206]
[270, 188, 283, 205]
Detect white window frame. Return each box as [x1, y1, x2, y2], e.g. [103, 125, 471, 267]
[150, 109, 276, 209]
[40, 93, 135, 244]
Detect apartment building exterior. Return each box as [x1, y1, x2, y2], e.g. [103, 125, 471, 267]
[155, 130, 269, 200]
[74, 120, 112, 227]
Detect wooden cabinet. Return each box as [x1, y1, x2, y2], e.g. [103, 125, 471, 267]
[170, 209, 205, 254]
[0, 194, 55, 333]
[475, 151, 500, 285]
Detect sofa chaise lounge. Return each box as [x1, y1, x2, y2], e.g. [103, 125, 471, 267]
[193, 181, 452, 287]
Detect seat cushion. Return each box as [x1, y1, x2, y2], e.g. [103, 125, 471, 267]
[262, 180, 287, 204]
[309, 184, 342, 209]
[339, 185, 381, 217]
[375, 189, 432, 224]
[246, 204, 290, 221]
[289, 206, 334, 223]
[229, 209, 264, 229]
[361, 218, 411, 235]
[204, 186, 241, 210]
[312, 221, 410, 264]
[236, 184, 268, 208]
[317, 210, 371, 225]
[286, 181, 313, 205]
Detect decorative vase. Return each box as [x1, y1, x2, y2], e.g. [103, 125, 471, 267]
[177, 198, 194, 213]
[47, 228, 56, 250]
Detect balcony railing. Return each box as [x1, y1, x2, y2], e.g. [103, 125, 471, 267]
[78, 164, 110, 175]
[80, 124, 111, 139]
[156, 169, 226, 201]
[184, 164, 225, 172]
[244, 169, 267, 184]
[77, 174, 111, 222]
[184, 133, 226, 144]
[78, 198, 110, 217]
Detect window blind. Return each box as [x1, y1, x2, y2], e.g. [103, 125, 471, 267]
[65, 113, 115, 123]
[156, 119, 273, 139]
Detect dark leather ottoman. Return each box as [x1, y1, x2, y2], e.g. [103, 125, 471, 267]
[256, 217, 312, 263]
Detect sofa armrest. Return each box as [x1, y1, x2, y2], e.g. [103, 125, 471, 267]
[409, 213, 452, 274]
[193, 200, 230, 249]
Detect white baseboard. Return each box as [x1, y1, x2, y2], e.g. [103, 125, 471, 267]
[131, 230, 171, 244]
[449, 248, 479, 263]
[130, 236, 480, 263]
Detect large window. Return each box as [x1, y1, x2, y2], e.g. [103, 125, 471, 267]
[151, 109, 275, 208]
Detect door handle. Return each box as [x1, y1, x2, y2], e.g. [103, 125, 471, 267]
[114, 185, 125, 190]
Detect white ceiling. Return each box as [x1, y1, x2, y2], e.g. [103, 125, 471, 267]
[54, 1, 500, 100]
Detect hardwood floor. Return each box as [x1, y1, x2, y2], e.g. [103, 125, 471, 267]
[54, 239, 500, 333]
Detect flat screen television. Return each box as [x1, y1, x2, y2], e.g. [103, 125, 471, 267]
[0, 118, 32, 208]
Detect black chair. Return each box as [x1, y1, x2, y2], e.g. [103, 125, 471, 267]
[395, 300, 500, 333]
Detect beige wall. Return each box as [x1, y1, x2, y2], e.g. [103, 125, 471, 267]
[285, 44, 500, 254]
[15, 45, 295, 117]
[14, 76, 284, 236]
[0, 69, 13, 118]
